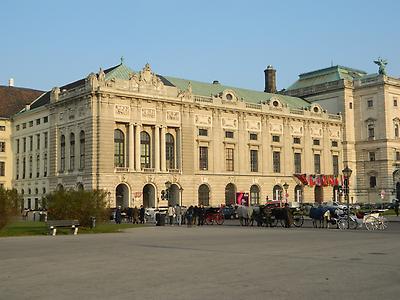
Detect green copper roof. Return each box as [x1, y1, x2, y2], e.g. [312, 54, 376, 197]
[287, 65, 367, 91]
[164, 76, 309, 109]
[104, 63, 310, 109]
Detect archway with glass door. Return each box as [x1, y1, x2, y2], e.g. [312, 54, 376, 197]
[294, 185, 303, 203]
[142, 184, 156, 208]
[225, 183, 236, 206]
[198, 184, 210, 206]
[115, 183, 130, 208]
[314, 186, 323, 203]
[272, 185, 283, 201]
[250, 185, 260, 205]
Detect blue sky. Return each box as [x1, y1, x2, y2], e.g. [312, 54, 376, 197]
[1, 0, 399, 91]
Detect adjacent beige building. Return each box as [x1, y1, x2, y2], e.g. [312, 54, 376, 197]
[12, 62, 343, 208]
[286, 63, 400, 203]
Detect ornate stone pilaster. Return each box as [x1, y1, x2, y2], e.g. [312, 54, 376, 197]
[154, 125, 160, 171]
[160, 126, 166, 171]
[135, 124, 141, 171]
[129, 124, 134, 170]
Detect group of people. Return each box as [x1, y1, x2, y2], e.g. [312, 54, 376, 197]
[114, 205, 145, 224]
[166, 204, 207, 227]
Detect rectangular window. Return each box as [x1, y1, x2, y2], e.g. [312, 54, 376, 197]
[225, 131, 234, 138]
[29, 156, 32, 178]
[272, 135, 280, 142]
[313, 139, 320, 146]
[370, 176, 377, 188]
[349, 102, 353, 109]
[314, 154, 321, 174]
[29, 121, 33, 127]
[0, 161, 5, 176]
[198, 128, 208, 136]
[293, 137, 301, 144]
[0, 126, 5, 131]
[36, 134, 40, 150]
[44, 132, 48, 149]
[43, 116, 48, 123]
[332, 155, 339, 176]
[16, 158, 19, 180]
[369, 152, 375, 161]
[367, 99, 374, 108]
[396, 151, 400, 161]
[22, 123, 26, 129]
[36, 118, 41, 125]
[199, 146, 208, 170]
[29, 136, 33, 151]
[273, 151, 280, 173]
[294, 153, 301, 174]
[250, 150, 258, 172]
[23, 138, 26, 152]
[16, 139, 19, 153]
[226, 148, 234, 171]
[394, 98, 398, 107]
[331, 140, 338, 147]
[43, 153, 48, 177]
[0, 142, 5, 152]
[249, 133, 258, 141]
[36, 155, 40, 178]
[16, 125, 20, 131]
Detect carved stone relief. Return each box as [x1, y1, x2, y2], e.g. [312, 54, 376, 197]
[166, 110, 181, 124]
[221, 117, 238, 129]
[269, 123, 283, 134]
[246, 120, 261, 132]
[141, 108, 156, 121]
[310, 125, 323, 137]
[329, 128, 340, 138]
[290, 123, 304, 136]
[195, 114, 212, 127]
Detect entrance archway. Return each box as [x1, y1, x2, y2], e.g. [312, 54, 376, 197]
[225, 183, 236, 205]
[142, 184, 156, 208]
[198, 184, 210, 206]
[314, 186, 323, 203]
[169, 184, 181, 206]
[116, 183, 130, 208]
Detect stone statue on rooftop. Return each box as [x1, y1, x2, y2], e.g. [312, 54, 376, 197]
[373, 57, 388, 75]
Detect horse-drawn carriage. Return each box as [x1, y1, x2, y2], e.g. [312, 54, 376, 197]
[237, 204, 304, 227]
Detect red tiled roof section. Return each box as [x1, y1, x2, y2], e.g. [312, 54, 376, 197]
[0, 85, 44, 118]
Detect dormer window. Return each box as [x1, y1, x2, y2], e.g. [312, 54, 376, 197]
[226, 93, 233, 101]
[273, 100, 279, 107]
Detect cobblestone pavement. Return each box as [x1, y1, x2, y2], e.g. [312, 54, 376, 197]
[1, 224, 399, 300]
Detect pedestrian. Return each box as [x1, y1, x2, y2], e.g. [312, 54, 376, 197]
[198, 204, 205, 226]
[139, 205, 145, 224]
[394, 200, 399, 217]
[168, 205, 175, 226]
[127, 207, 133, 223]
[115, 206, 122, 224]
[186, 205, 194, 227]
[264, 205, 273, 227]
[175, 204, 182, 226]
[132, 206, 139, 224]
[283, 203, 293, 228]
[193, 205, 199, 226]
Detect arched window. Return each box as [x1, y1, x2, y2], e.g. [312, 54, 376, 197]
[198, 184, 210, 206]
[141, 131, 151, 169]
[166, 133, 175, 169]
[395, 124, 399, 138]
[294, 185, 303, 203]
[70, 133, 75, 170]
[77, 183, 84, 191]
[43, 153, 48, 177]
[60, 135, 65, 172]
[250, 185, 260, 205]
[273, 185, 283, 201]
[114, 129, 125, 167]
[80, 131, 85, 169]
[225, 183, 236, 206]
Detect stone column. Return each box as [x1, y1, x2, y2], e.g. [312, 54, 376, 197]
[154, 125, 160, 171]
[176, 127, 181, 170]
[135, 124, 141, 171]
[129, 124, 134, 170]
[160, 126, 166, 171]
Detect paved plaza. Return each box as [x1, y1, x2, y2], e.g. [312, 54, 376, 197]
[1, 223, 400, 300]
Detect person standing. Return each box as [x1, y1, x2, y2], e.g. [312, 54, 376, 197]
[175, 204, 182, 226]
[186, 206, 194, 227]
[283, 203, 293, 228]
[198, 204, 205, 226]
[115, 206, 122, 224]
[167, 205, 175, 226]
[139, 205, 145, 224]
[193, 205, 199, 226]
[132, 206, 139, 224]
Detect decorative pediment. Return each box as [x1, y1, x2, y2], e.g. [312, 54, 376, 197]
[177, 82, 193, 100]
[365, 117, 377, 124]
[128, 63, 164, 91]
[310, 103, 323, 114]
[269, 97, 282, 109]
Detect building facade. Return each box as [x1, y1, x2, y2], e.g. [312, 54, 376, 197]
[12, 62, 343, 208]
[286, 63, 400, 203]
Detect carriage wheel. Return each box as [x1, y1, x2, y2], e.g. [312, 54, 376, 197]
[378, 217, 388, 230]
[293, 215, 304, 227]
[338, 218, 348, 230]
[364, 216, 378, 231]
[205, 214, 214, 225]
[216, 214, 224, 225]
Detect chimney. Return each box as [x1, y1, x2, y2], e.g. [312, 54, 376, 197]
[264, 65, 276, 93]
[8, 78, 14, 87]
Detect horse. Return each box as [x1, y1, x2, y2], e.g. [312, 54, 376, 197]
[236, 205, 254, 226]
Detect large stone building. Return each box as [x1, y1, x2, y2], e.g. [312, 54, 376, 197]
[286, 62, 400, 203]
[0, 83, 43, 190]
[12, 62, 343, 208]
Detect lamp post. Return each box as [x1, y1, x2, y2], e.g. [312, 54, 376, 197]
[342, 166, 352, 229]
[165, 181, 172, 204]
[283, 182, 289, 207]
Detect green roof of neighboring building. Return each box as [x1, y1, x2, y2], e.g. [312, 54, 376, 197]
[287, 65, 367, 91]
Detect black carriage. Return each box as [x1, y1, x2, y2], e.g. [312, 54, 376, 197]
[252, 205, 304, 227]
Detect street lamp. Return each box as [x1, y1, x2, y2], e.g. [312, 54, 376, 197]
[342, 166, 352, 229]
[165, 181, 172, 204]
[283, 182, 289, 207]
